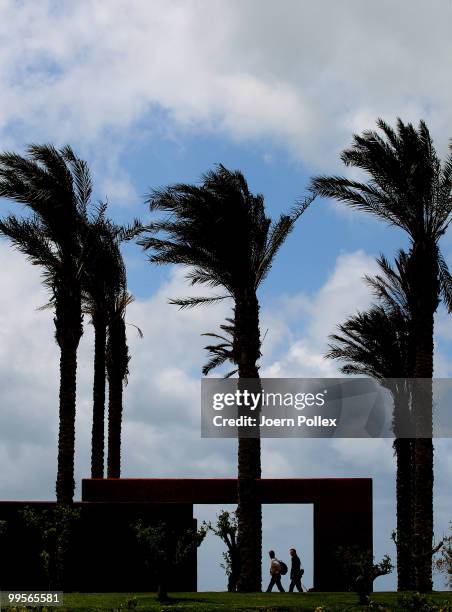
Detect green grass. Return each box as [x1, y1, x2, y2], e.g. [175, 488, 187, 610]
[27, 591, 452, 611]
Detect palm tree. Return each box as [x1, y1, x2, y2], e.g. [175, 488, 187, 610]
[326, 251, 415, 590]
[82, 212, 141, 479]
[139, 164, 312, 591]
[83, 213, 120, 479]
[0, 145, 93, 504]
[311, 119, 452, 590]
[106, 285, 134, 478]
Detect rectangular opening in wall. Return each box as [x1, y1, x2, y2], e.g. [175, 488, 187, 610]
[194, 502, 313, 592]
[263, 503, 313, 593]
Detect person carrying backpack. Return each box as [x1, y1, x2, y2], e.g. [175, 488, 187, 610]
[266, 550, 286, 592]
[288, 547, 304, 592]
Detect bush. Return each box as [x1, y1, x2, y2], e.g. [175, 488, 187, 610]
[435, 523, 452, 589]
[119, 597, 138, 609]
[132, 519, 207, 602]
[21, 505, 80, 589]
[335, 545, 393, 605]
[398, 592, 448, 612]
[202, 509, 239, 592]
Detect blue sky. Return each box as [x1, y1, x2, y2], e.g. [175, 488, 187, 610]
[119, 131, 410, 297]
[1, 0, 452, 592]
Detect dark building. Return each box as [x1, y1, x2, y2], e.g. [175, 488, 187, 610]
[0, 477, 372, 592]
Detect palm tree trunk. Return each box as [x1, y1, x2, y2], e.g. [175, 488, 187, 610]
[413, 377, 434, 591]
[55, 288, 83, 505]
[413, 415, 434, 590]
[395, 437, 415, 590]
[107, 374, 123, 478]
[234, 289, 262, 592]
[392, 386, 415, 591]
[56, 340, 78, 504]
[106, 315, 128, 479]
[412, 246, 437, 592]
[237, 438, 261, 591]
[91, 313, 107, 478]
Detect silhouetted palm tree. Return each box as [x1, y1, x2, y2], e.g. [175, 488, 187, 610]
[106, 286, 134, 478]
[139, 164, 312, 591]
[82, 212, 141, 479]
[327, 251, 415, 590]
[312, 119, 452, 590]
[0, 145, 93, 504]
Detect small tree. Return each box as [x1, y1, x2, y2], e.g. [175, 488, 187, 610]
[22, 505, 80, 589]
[203, 510, 239, 592]
[435, 523, 452, 589]
[133, 520, 207, 602]
[336, 545, 393, 604]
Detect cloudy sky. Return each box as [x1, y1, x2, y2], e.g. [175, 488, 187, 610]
[1, 0, 452, 591]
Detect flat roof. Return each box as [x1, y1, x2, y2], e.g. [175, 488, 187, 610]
[82, 477, 372, 504]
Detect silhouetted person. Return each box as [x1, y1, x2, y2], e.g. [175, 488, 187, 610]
[266, 550, 285, 592]
[289, 547, 304, 592]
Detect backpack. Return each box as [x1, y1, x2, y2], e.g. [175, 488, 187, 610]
[279, 560, 288, 575]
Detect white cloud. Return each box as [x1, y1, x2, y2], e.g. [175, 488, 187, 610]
[261, 251, 379, 377]
[1, 241, 451, 590]
[2, 3, 452, 588]
[331, 438, 394, 474]
[0, 0, 451, 184]
[0, 244, 385, 501]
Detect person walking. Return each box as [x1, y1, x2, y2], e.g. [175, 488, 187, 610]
[288, 547, 304, 592]
[266, 550, 285, 592]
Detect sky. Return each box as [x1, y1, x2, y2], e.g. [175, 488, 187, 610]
[1, 0, 452, 591]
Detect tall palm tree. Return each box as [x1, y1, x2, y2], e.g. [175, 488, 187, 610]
[311, 119, 452, 590]
[0, 145, 93, 504]
[326, 251, 415, 590]
[83, 213, 120, 479]
[106, 285, 134, 479]
[139, 164, 312, 591]
[82, 213, 141, 479]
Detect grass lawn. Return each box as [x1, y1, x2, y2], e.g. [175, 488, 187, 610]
[39, 591, 452, 611]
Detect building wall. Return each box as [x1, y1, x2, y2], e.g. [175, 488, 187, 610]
[0, 478, 372, 592]
[0, 501, 196, 592]
[83, 477, 373, 592]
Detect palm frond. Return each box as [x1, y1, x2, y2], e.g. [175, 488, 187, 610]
[126, 322, 144, 338]
[202, 353, 231, 376]
[169, 295, 229, 310]
[118, 218, 143, 241]
[140, 164, 305, 311]
[438, 251, 452, 312]
[60, 145, 93, 216]
[202, 317, 236, 377]
[311, 118, 452, 242]
[0, 214, 60, 273]
[256, 194, 314, 287]
[326, 250, 414, 381]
